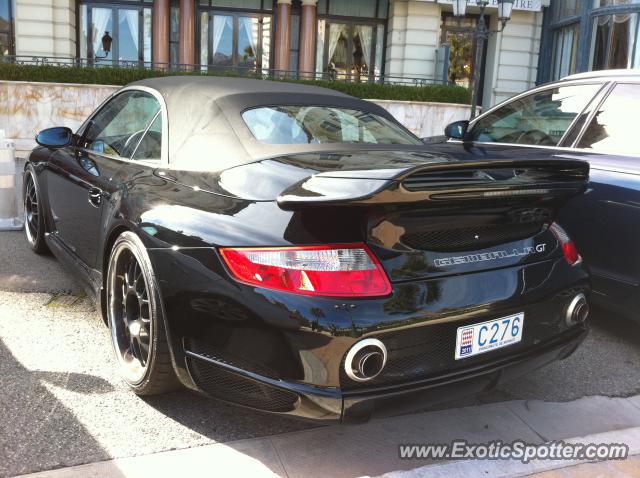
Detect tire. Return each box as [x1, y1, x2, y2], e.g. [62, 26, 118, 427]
[23, 167, 50, 255]
[106, 231, 179, 395]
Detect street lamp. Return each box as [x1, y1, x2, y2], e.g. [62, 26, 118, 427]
[498, 0, 515, 28]
[453, 0, 514, 118]
[452, 0, 468, 17]
[94, 31, 113, 60]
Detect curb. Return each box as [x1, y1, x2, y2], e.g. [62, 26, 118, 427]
[375, 427, 640, 478]
[14, 395, 640, 478]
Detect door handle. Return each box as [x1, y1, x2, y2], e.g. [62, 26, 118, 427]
[88, 187, 102, 207]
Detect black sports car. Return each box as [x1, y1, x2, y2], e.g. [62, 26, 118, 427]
[25, 76, 590, 423]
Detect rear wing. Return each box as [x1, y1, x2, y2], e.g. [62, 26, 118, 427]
[277, 159, 589, 210]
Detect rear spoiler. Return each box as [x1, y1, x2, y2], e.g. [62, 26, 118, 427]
[276, 159, 589, 210]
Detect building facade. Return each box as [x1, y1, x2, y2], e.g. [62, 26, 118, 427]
[2, 0, 548, 108]
[539, 0, 640, 84]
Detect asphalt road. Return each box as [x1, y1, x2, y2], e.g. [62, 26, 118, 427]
[1, 230, 640, 477]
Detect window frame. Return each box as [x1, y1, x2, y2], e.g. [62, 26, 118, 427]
[570, 80, 640, 157]
[589, 11, 640, 70]
[440, 12, 489, 95]
[0, 0, 14, 57]
[76, 86, 168, 166]
[550, 22, 581, 81]
[463, 80, 606, 150]
[78, 0, 152, 66]
[540, 1, 640, 83]
[196, 3, 273, 72]
[317, 7, 387, 81]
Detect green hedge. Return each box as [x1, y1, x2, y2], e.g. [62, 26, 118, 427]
[0, 62, 471, 104]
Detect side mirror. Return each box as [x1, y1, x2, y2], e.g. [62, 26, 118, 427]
[444, 120, 470, 140]
[35, 127, 73, 148]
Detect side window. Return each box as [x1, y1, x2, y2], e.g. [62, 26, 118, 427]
[469, 84, 600, 146]
[82, 91, 160, 159]
[577, 83, 640, 156]
[131, 113, 162, 161]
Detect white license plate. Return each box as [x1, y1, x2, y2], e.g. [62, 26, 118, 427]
[455, 313, 524, 360]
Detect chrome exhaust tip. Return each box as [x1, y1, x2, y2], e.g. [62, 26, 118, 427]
[344, 338, 387, 382]
[566, 293, 589, 327]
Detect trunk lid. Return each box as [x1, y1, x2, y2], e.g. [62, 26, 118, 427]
[157, 149, 589, 280]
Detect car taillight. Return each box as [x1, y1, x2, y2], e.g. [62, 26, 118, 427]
[219, 244, 392, 298]
[550, 223, 581, 266]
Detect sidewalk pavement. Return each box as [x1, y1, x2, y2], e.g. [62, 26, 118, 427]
[15, 394, 640, 478]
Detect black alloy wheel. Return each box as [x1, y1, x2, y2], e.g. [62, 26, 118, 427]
[23, 168, 49, 254]
[106, 231, 179, 395]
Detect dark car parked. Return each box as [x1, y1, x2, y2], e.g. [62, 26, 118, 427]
[24, 76, 590, 423]
[435, 69, 640, 322]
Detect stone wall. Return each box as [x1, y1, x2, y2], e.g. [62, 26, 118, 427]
[0, 80, 472, 157]
[0, 81, 117, 156]
[372, 99, 471, 139]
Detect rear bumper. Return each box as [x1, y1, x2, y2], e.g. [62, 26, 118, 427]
[147, 246, 590, 422]
[184, 326, 587, 423]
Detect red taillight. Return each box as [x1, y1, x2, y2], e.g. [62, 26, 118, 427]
[562, 241, 580, 265]
[550, 223, 581, 266]
[219, 244, 392, 298]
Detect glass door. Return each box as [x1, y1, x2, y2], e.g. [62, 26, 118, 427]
[441, 14, 478, 88]
[84, 5, 151, 66]
[237, 16, 259, 69]
[327, 23, 349, 79]
[440, 13, 487, 102]
[353, 24, 373, 81]
[117, 9, 140, 63]
[89, 7, 113, 62]
[325, 23, 375, 81]
[199, 12, 270, 73]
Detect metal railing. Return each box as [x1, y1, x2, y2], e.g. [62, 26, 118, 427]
[0, 55, 454, 87]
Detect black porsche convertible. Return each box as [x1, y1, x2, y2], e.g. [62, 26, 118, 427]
[25, 76, 590, 422]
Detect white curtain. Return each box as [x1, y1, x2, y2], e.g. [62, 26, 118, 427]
[634, 18, 640, 67]
[559, 28, 574, 78]
[143, 9, 152, 63]
[328, 23, 347, 63]
[613, 13, 631, 24]
[212, 15, 231, 56]
[240, 17, 258, 61]
[200, 12, 209, 68]
[355, 25, 372, 71]
[91, 8, 111, 58]
[261, 16, 271, 71]
[122, 10, 139, 52]
[316, 19, 325, 74]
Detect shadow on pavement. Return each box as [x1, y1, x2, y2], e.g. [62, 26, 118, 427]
[590, 304, 640, 344]
[0, 230, 83, 294]
[0, 339, 121, 478]
[141, 389, 318, 443]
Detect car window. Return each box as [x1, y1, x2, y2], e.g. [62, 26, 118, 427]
[577, 83, 640, 156]
[559, 83, 607, 147]
[469, 84, 600, 146]
[82, 91, 161, 159]
[242, 106, 421, 145]
[131, 113, 162, 161]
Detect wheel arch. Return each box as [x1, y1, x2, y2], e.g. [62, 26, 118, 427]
[101, 226, 191, 391]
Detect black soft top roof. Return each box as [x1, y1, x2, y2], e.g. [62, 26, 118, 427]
[127, 76, 422, 170]
[131, 75, 351, 100]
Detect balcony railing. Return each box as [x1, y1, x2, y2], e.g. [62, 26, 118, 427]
[0, 55, 452, 87]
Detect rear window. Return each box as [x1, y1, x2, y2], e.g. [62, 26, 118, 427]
[242, 106, 421, 145]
